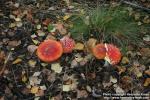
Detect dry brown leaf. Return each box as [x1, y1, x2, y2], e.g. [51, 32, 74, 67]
[42, 18, 51, 26]
[145, 70, 150, 76]
[144, 78, 150, 87]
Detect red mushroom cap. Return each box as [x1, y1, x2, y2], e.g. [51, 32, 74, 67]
[92, 44, 106, 59]
[104, 44, 121, 65]
[37, 39, 63, 62]
[60, 36, 75, 53]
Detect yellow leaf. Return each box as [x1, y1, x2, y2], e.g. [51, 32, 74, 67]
[32, 39, 39, 45]
[22, 75, 27, 82]
[63, 15, 71, 21]
[31, 86, 39, 94]
[121, 57, 129, 64]
[12, 58, 22, 64]
[74, 43, 84, 50]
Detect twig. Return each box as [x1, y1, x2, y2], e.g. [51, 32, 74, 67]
[121, 0, 150, 13]
[0, 52, 12, 76]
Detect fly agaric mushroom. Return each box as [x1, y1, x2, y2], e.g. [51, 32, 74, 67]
[104, 44, 121, 65]
[92, 44, 106, 59]
[37, 39, 63, 62]
[60, 36, 75, 53]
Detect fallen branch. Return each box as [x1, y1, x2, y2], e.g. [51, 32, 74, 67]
[121, 0, 150, 13]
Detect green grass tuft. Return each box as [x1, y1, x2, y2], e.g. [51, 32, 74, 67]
[69, 6, 142, 47]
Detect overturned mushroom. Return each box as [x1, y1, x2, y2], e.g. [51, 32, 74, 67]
[37, 39, 63, 62]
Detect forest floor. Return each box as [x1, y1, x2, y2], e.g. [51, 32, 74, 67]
[0, 0, 150, 100]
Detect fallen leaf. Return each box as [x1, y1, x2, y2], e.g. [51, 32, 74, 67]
[33, 72, 41, 77]
[36, 24, 41, 29]
[32, 39, 40, 45]
[63, 14, 71, 20]
[29, 76, 41, 85]
[144, 78, 150, 87]
[12, 58, 22, 64]
[74, 43, 84, 50]
[40, 85, 47, 90]
[145, 70, 150, 76]
[28, 60, 37, 67]
[121, 57, 130, 64]
[143, 35, 150, 42]
[36, 89, 44, 96]
[31, 86, 39, 94]
[8, 40, 21, 47]
[22, 75, 27, 82]
[86, 38, 97, 52]
[36, 30, 45, 37]
[27, 45, 38, 54]
[42, 18, 51, 26]
[55, 23, 67, 35]
[117, 66, 126, 74]
[47, 24, 55, 32]
[110, 76, 117, 83]
[140, 48, 150, 57]
[51, 63, 62, 73]
[63, 85, 71, 92]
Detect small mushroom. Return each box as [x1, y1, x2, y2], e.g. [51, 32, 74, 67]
[60, 36, 75, 53]
[37, 39, 63, 62]
[92, 44, 106, 59]
[104, 44, 121, 65]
